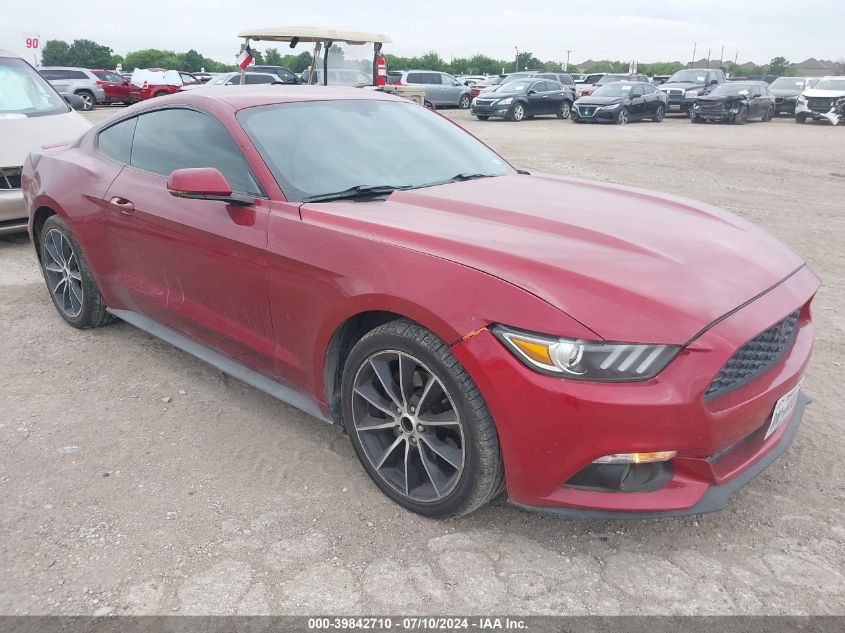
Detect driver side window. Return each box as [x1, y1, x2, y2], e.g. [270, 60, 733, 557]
[130, 108, 262, 196]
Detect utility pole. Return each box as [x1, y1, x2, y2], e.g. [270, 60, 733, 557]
[565, 50, 572, 71]
[514, 46, 519, 73]
[691, 42, 697, 67]
[719, 44, 724, 68]
[706, 48, 711, 68]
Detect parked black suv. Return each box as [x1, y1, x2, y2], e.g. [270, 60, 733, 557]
[658, 68, 725, 112]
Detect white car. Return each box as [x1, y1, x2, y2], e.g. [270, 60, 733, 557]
[177, 71, 279, 91]
[0, 49, 90, 234]
[795, 76, 845, 124]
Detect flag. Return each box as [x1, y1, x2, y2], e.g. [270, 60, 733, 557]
[237, 45, 254, 70]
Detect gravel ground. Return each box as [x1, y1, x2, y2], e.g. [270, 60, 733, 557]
[1, 105, 843, 616]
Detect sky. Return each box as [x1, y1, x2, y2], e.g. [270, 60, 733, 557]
[2, 0, 843, 67]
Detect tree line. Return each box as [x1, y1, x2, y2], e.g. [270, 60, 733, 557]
[39, 38, 801, 78]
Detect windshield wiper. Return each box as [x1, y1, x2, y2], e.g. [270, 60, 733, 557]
[301, 185, 408, 203]
[418, 173, 499, 188]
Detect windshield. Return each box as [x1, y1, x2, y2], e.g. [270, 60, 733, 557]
[0, 57, 69, 117]
[667, 70, 707, 83]
[592, 83, 635, 97]
[495, 79, 533, 93]
[769, 77, 807, 90]
[711, 83, 754, 95]
[207, 74, 234, 85]
[814, 78, 845, 91]
[308, 43, 374, 86]
[238, 100, 512, 201]
[597, 74, 628, 85]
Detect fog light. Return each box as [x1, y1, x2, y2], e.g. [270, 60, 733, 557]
[593, 451, 676, 464]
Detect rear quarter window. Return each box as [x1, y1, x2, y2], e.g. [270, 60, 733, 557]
[97, 117, 137, 164]
[406, 73, 425, 84]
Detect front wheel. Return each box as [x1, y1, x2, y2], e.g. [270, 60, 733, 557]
[39, 215, 113, 329]
[732, 107, 748, 125]
[616, 107, 629, 125]
[557, 101, 572, 119]
[691, 114, 703, 123]
[342, 320, 504, 518]
[653, 104, 665, 122]
[474, 115, 489, 120]
[458, 94, 471, 109]
[508, 103, 525, 122]
[763, 106, 774, 122]
[795, 113, 807, 123]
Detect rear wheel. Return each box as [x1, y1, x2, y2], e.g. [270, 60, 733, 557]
[795, 113, 807, 123]
[458, 94, 471, 109]
[508, 103, 525, 122]
[342, 320, 504, 518]
[154, 90, 169, 98]
[39, 215, 112, 329]
[475, 115, 489, 121]
[653, 104, 665, 122]
[76, 91, 95, 111]
[557, 101, 572, 119]
[763, 106, 774, 121]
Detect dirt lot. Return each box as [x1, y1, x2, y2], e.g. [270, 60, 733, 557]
[1, 106, 843, 616]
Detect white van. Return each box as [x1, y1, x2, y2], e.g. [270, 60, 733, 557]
[0, 49, 91, 234]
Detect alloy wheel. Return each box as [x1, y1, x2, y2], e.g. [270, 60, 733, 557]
[512, 104, 524, 121]
[459, 95, 471, 109]
[655, 105, 665, 121]
[79, 93, 94, 110]
[351, 350, 465, 503]
[617, 107, 629, 124]
[559, 102, 571, 119]
[43, 228, 84, 318]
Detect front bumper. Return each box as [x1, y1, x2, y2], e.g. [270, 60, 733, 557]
[470, 103, 510, 118]
[450, 266, 818, 517]
[0, 189, 28, 235]
[572, 104, 619, 122]
[795, 101, 839, 121]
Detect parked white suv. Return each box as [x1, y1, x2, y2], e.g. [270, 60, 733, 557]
[795, 76, 845, 124]
[0, 50, 90, 234]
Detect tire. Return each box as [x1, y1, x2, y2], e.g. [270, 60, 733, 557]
[691, 114, 703, 123]
[763, 106, 774, 122]
[424, 99, 436, 110]
[653, 104, 665, 122]
[732, 107, 748, 125]
[341, 320, 504, 518]
[458, 94, 471, 109]
[154, 90, 169, 98]
[795, 113, 807, 123]
[557, 100, 572, 119]
[76, 91, 95, 111]
[475, 115, 489, 120]
[508, 103, 525, 122]
[39, 215, 113, 329]
[616, 106, 629, 125]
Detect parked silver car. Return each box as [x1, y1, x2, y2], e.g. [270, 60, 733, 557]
[387, 70, 472, 108]
[39, 67, 106, 111]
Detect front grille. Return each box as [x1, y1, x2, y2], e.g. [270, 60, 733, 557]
[577, 106, 596, 117]
[474, 99, 495, 106]
[704, 310, 800, 401]
[699, 102, 725, 113]
[807, 97, 835, 112]
[668, 89, 684, 96]
[0, 166, 22, 190]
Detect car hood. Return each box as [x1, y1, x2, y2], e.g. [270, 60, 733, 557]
[300, 175, 804, 344]
[771, 88, 801, 97]
[660, 82, 704, 91]
[802, 88, 845, 98]
[575, 96, 624, 106]
[0, 110, 91, 166]
[698, 94, 747, 102]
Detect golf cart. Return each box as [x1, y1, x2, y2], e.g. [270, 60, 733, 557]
[236, 27, 428, 106]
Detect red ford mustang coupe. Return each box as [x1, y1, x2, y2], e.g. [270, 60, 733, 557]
[22, 86, 819, 518]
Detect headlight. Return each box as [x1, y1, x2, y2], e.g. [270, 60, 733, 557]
[693, 103, 701, 109]
[598, 102, 622, 110]
[496, 97, 513, 106]
[685, 89, 701, 99]
[492, 326, 681, 381]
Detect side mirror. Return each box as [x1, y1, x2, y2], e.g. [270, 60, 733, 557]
[709, 79, 719, 85]
[166, 168, 254, 206]
[528, 89, 537, 95]
[63, 94, 85, 111]
[752, 93, 761, 99]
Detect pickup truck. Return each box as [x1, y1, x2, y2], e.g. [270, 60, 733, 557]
[658, 68, 725, 113]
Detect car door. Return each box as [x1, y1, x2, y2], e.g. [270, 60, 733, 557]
[439, 73, 463, 106]
[629, 84, 647, 118]
[524, 81, 549, 115]
[544, 81, 566, 114]
[102, 107, 276, 374]
[642, 84, 660, 115]
[94, 70, 128, 102]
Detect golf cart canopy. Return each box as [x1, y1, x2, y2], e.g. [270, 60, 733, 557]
[237, 27, 392, 45]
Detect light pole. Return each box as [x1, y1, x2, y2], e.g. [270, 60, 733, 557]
[514, 46, 519, 72]
[565, 50, 572, 71]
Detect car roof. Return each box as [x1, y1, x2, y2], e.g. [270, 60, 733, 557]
[161, 85, 403, 110]
[40, 66, 90, 71]
[0, 48, 23, 59]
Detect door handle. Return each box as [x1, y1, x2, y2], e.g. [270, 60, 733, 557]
[109, 196, 134, 214]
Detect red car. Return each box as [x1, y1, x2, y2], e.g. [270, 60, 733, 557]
[469, 76, 503, 100]
[128, 69, 200, 101]
[22, 87, 819, 519]
[91, 69, 132, 104]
